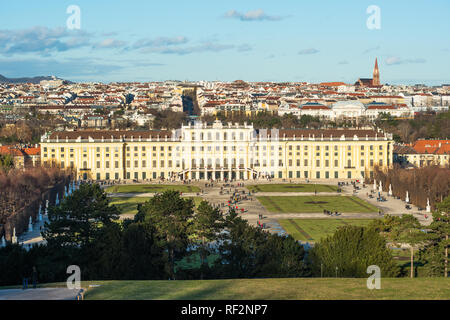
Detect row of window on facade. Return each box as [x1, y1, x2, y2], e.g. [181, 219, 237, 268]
[87, 170, 374, 181]
[42, 144, 385, 160]
[186, 131, 250, 141]
[43, 150, 384, 162]
[42, 144, 385, 154]
[90, 171, 170, 181]
[48, 158, 383, 170]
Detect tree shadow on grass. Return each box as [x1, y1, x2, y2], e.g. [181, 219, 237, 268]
[167, 280, 236, 300]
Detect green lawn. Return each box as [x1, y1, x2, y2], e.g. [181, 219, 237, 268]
[257, 196, 378, 213]
[105, 184, 200, 194]
[110, 196, 203, 217]
[109, 197, 152, 216]
[247, 183, 338, 193]
[278, 218, 374, 242]
[78, 278, 450, 300]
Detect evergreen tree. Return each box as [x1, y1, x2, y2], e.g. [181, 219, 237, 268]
[0, 154, 14, 171]
[370, 215, 427, 278]
[120, 222, 165, 279]
[85, 222, 124, 280]
[0, 244, 28, 285]
[137, 191, 195, 279]
[43, 183, 120, 247]
[308, 226, 399, 278]
[192, 201, 224, 279]
[216, 207, 307, 278]
[421, 196, 450, 277]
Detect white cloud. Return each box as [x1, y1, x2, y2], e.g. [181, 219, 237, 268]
[0, 26, 91, 55]
[224, 9, 284, 21]
[363, 45, 380, 54]
[133, 36, 188, 49]
[298, 48, 319, 55]
[142, 42, 236, 55]
[386, 56, 426, 65]
[237, 44, 252, 52]
[93, 38, 126, 49]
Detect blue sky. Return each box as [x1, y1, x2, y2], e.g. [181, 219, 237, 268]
[0, 0, 449, 84]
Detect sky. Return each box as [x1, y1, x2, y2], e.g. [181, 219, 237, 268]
[0, 0, 449, 85]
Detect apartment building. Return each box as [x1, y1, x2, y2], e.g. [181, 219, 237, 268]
[394, 140, 450, 168]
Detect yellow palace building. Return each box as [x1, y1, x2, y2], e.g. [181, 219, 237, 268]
[40, 120, 393, 181]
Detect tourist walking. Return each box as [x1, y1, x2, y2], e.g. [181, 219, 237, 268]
[32, 266, 38, 289]
[22, 272, 28, 290]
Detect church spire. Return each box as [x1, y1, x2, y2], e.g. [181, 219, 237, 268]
[373, 57, 380, 86]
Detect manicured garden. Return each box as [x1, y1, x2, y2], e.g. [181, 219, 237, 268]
[257, 195, 378, 213]
[247, 183, 338, 193]
[278, 218, 374, 242]
[109, 197, 152, 217]
[105, 184, 200, 194]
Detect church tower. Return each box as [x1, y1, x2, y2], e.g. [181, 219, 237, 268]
[372, 57, 380, 86]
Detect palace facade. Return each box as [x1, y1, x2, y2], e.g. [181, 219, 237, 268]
[40, 120, 393, 181]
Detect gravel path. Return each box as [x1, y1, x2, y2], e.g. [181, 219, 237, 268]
[0, 288, 80, 300]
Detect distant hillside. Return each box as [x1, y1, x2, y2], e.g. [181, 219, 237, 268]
[0, 74, 73, 84]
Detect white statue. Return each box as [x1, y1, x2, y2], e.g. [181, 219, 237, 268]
[388, 184, 392, 196]
[426, 198, 431, 213]
[405, 191, 410, 204]
[12, 228, 17, 244]
[28, 216, 33, 232]
[373, 179, 377, 190]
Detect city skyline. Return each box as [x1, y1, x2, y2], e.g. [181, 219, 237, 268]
[0, 0, 449, 85]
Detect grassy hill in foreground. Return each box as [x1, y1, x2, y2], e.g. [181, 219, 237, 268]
[78, 278, 450, 300]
